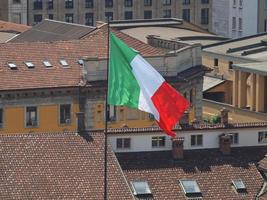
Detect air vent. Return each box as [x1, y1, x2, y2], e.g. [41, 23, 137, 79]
[7, 62, 17, 69]
[25, 61, 34, 68]
[43, 60, 52, 68]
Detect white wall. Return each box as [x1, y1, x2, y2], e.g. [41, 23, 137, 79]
[108, 127, 267, 153]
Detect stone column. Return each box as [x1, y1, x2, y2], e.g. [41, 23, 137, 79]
[256, 74, 265, 112]
[250, 73, 256, 111]
[238, 71, 247, 108]
[233, 70, 239, 107]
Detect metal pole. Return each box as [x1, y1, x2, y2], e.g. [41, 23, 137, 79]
[104, 20, 110, 200]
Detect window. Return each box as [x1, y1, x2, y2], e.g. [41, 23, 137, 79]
[162, 0, 171, 5]
[125, 11, 133, 20]
[182, 9, 190, 22]
[144, 10, 152, 19]
[0, 108, 3, 128]
[85, 0, 94, 8]
[65, 13, 74, 23]
[152, 136, 165, 148]
[230, 133, 239, 144]
[60, 104, 71, 124]
[85, 13, 94, 26]
[26, 106, 38, 127]
[33, 0, 43, 10]
[180, 180, 201, 196]
[258, 131, 267, 143]
[183, 0, 190, 5]
[191, 135, 203, 146]
[131, 181, 152, 196]
[65, 0, 73, 8]
[78, 59, 84, 65]
[48, 14, 53, 19]
[125, 0, 133, 7]
[43, 60, 52, 67]
[105, 0, 113, 7]
[105, 12, 113, 21]
[233, 0, 236, 7]
[144, 0, 152, 6]
[239, 0, 243, 7]
[232, 17, 236, 29]
[229, 61, 233, 69]
[48, 0, 53, 9]
[34, 14, 42, 23]
[201, 8, 209, 24]
[239, 18, 242, 30]
[232, 179, 246, 193]
[59, 59, 68, 67]
[107, 105, 116, 121]
[116, 138, 131, 149]
[24, 61, 34, 68]
[13, 0, 21, 4]
[163, 9, 171, 18]
[7, 62, 17, 69]
[201, 0, 209, 3]
[214, 58, 218, 66]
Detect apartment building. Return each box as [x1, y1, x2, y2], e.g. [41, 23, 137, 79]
[0, 0, 212, 30]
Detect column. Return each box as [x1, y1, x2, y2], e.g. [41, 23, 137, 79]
[250, 73, 256, 111]
[256, 74, 265, 112]
[232, 70, 239, 107]
[238, 70, 247, 108]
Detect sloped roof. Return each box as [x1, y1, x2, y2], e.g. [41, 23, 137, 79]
[0, 20, 30, 33]
[0, 132, 133, 199]
[117, 146, 267, 200]
[0, 25, 164, 91]
[259, 155, 267, 171]
[10, 19, 95, 42]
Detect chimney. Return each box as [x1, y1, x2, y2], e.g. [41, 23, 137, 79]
[76, 112, 85, 133]
[180, 111, 189, 125]
[219, 134, 231, 155]
[172, 137, 184, 159]
[220, 107, 229, 124]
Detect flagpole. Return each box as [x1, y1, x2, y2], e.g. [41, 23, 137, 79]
[104, 20, 110, 200]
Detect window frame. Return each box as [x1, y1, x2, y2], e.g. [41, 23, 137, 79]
[183, 0, 190, 5]
[33, 0, 43, 10]
[201, 8, 209, 25]
[162, 0, 171, 6]
[116, 138, 131, 149]
[25, 106, 38, 127]
[230, 133, 239, 145]
[65, 13, 74, 23]
[59, 104, 71, 125]
[190, 134, 203, 146]
[144, 0, 152, 6]
[105, 0, 113, 8]
[65, 0, 74, 9]
[163, 9, 171, 18]
[125, 0, 133, 7]
[152, 136, 166, 148]
[105, 12, 113, 21]
[182, 9, 190, 22]
[85, 12, 94, 26]
[144, 10, 152, 19]
[33, 14, 42, 23]
[124, 11, 133, 20]
[48, 0, 53, 9]
[85, 0, 94, 8]
[258, 131, 267, 143]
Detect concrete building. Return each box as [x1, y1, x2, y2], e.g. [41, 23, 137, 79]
[0, 0, 212, 31]
[212, 0, 258, 38]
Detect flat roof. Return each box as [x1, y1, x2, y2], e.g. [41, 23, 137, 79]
[233, 62, 267, 76]
[203, 76, 225, 92]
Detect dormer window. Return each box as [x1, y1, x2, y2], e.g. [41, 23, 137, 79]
[25, 61, 35, 68]
[7, 62, 17, 69]
[43, 60, 52, 68]
[232, 179, 246, 193]
[59, 59, 69, 67]
[130, 181, 152, 196]
[180, 180, 202, 198]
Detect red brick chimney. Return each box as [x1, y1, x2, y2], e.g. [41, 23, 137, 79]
[219, 134, 231, 155]
[172, 137, 184, 159]
[220, 107, 229, 124]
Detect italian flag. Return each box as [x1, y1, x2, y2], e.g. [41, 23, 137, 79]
[108, 33, 189, 137]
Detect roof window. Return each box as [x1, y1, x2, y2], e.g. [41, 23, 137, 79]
[24, 61, 34, 68]
[130, 181, 152, 196]
[7, 62, 17, 69]
[43, 60, 52, 68]
[180, 180, 202, 197]
[232, 179, 246, 193]
[78, 59, 84, 66]
[59, 59, 69, 67]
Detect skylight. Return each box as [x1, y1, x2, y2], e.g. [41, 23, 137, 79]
[232, 179, 246, 192]
[59, 59, 69, 67]
[130, 181, 152, 196]
[78, 59, 84, 66]
[25, 61, 34, 68]
[43, 60, 52, 68]
[180, 180, 201, 195]
[7, 62, 17, 69]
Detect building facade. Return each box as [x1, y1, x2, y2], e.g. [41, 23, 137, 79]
[0, 0, 213, 30]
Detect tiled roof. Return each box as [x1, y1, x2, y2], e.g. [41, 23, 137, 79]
[105, 122, 267, 135]
[0, 25, 164, 91]
[117, 146, 267, 200]
[0, 20, 30, 33]
[0, 132, 133, 199]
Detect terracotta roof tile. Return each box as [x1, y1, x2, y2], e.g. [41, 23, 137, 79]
[0, 20, 30, 33]
[0, 25, 164, 91]
[117, 146, 267, 200]
[0, 132, 133, 199]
